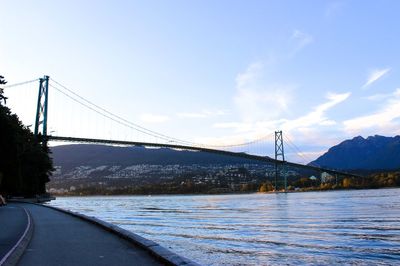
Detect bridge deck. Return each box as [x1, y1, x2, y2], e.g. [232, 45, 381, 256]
[48, 135, 361, 178]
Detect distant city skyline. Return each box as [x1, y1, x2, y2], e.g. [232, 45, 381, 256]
[1, 0, 400, 162]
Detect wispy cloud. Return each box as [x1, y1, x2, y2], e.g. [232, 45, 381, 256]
[364, 92, 392, 101]
[235, 62, 263, 89]
[362, 68, 391, 88]
[343, 88, 400, 133]
[285, 29, 314, 58]
[209, 92, 349, 148]
[234, 62, 294, 122]
[178, 113, 208, 118]
[282, 92, 351, 131]
[177, 109, 228, 119]
[140, 113, 169, 123]
[200, 61, 350, 162]
[213, 122, 253, 132]
[319, 119, 337, 126]
[194, 130, 272, 148]
[291, 29, 314, 51]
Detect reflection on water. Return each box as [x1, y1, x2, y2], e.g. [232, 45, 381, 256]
[49, 189, 400, 265]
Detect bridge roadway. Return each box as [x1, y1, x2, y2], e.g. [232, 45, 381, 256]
[48, 135, 361, 178]
[2, 203, 168, 266]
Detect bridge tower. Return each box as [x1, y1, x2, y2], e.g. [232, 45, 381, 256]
[34, 75, 50, 145]
[274, 130, 286, 191]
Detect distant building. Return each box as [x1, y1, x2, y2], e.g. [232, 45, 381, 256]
[321, 172, 334, 183]
[309, 175, 317, 181]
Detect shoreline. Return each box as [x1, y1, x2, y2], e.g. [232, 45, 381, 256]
[48, 186, 400, 197]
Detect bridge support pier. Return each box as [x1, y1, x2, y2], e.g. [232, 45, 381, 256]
[275, 130, 286, 191]
[34, 76, 49, 145]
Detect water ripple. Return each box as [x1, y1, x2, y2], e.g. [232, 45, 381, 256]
[49, 189, 400, 265]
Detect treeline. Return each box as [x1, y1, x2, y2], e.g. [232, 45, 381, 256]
[259, 172, 400, 192]
[0, 75, 53, 197]
[51, 181, 261, 196]
[50, 171, 400, 196]
[353, 172, 400, 188]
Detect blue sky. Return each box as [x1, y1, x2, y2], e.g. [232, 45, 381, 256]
[1, 1, 400, 162]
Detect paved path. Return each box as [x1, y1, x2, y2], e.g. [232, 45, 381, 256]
[17, 203, 164, 266]
[0, 205, 29, 263]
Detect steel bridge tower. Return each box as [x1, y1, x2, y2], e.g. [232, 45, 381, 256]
[274, 130, 286, 191]
[34, 75, 50, 145]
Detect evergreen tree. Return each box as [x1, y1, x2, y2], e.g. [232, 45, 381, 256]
[0, 75, 7, 104]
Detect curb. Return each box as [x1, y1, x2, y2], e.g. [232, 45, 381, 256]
[0, 206, 34, 266]
[36, 203, 200, 266]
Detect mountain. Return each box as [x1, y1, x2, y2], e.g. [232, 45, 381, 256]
[50, 144, 263, 172]
[310, 135, 400, 170]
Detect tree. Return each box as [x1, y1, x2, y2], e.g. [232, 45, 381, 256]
[259, 182, 273, 192]
[294, 177, 312, 188]
[342, 178, 352, 188]
[0, 75, 7, 104]
[0, 75, 53, 197]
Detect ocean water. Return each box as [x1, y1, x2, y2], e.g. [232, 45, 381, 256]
[48, 189, 400, 265]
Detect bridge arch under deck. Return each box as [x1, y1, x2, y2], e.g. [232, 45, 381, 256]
[47, 135, 361, 178]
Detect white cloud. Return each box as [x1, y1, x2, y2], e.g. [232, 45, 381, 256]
[234, 62, 294, 122]
[364, 92, 392, 101]
[177, 109, 227, 119]
[205, 92, 349, 154]
[198, 62, 350, 162]
[213, 122, 253, 133]
[213, 92, 350, 136]
[139, 113, 169, 123]
[281, 92, 350, 131]
[319, 120, 337, 126]
[235, 62, 263, 89]
[362, 68, 390, 88]
[343, 88, 400, 133]
[364, 88, 400, 101]
[194, 130, 272, 148]
[178, 112, 207, 118]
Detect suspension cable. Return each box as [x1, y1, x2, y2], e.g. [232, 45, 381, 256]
[284, 142, 308, 164]
[50, 79, 199, 146]
[0, 77, 280, 151]
[284, 137, 311, 163]
[284, 135, 320, 166]
[49, 84, 188, 144]
[50, 78, 274, 149]
[2, 78, 39, 89]
[205, 132, 274, 148]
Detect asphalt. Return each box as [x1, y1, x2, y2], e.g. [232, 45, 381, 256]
[0, 205, 28, 262]
[16, 203, 164, 266]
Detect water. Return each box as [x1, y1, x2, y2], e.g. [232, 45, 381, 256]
[48, 189, 400, 265]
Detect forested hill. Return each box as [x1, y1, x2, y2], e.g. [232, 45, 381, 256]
[310, 135, 400, 170]
[51, 144, 264, 171]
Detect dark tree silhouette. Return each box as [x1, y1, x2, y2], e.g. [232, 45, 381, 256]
[0, 75, 53, 197]
[0, 75, 7, 104]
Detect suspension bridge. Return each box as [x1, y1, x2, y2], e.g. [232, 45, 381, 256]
[4, 75, 360, 190]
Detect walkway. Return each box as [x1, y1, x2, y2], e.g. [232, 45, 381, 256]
[0, 205, 29, 264]
[15, 203, 164, 266]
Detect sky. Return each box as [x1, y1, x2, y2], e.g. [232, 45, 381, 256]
[1, 0, 400, 162]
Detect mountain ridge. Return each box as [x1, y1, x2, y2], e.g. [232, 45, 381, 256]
[310, 135, 400, 170]
[50, 144, 265, 172]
